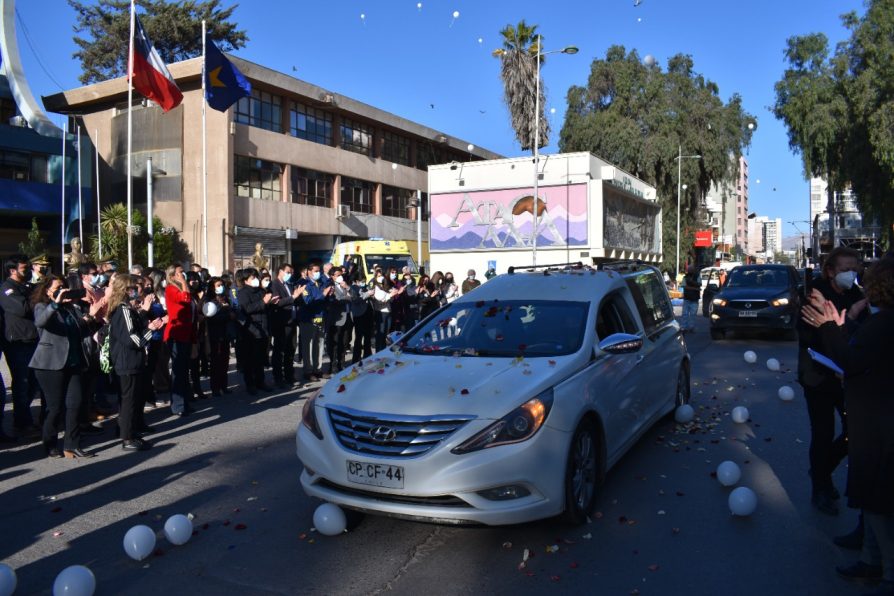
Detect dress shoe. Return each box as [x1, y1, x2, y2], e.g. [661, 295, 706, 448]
[836, 561, 883, 582]
[195, 392, 209, 400]
[134, 424, 156, 436]
[64, 448, 96, 459]
[46, 447, 63, 458]
[812, 490, 839, 516]
[834, 526, 865, 551]
[79, 423, 104, 436]
[121, 438, 151, 451]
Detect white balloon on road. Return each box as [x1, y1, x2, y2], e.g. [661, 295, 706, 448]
[729, 486, 758, 516]
[766, 358, 781, 371]
[716, 461, 742, 487]
[0, 563, 16, 596]
[123, 525, 156, 561]
[743, 350, 757, 364]
[313, 503, 347, 536]
[778, 385, 795, 401]
[163, 514, 193, 546]
[53, 565, 95, 596]
[731, 406, 750, 424]
[674, 404, 695, 424]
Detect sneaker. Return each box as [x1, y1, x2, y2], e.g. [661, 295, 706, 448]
[811, 490, 839, 516]
[836, 561, 883, 582]
[46, 447, 63, 458]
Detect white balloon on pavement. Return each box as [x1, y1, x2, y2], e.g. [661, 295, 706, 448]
[778, 385, 795, 401]
[313, 503, 347, 536]
[716, 461, 742, 487]
[163, 514, 193, 546]
[743, 350, 757, 364]
[766, 358, 780, 371]
[731, 406, 749, 424]
[674, 404, 695, 424]
[123, 525, 156, 561]
[728, 486, 758, 516]
[0, 563, 16, 596]
[53, 565, 95, 596]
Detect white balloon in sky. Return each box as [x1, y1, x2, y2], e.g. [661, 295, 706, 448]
[417, 2, 422, 8]
[644, 54, 656, 67]
[550, 107, 556, 114]
[360, 13, 365, 20]
[453, 10, 460, 18]
[478, 37, 483, 44]
[756, 178, 761, 184]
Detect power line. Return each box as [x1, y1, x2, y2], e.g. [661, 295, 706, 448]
[15, 7, 65, 92]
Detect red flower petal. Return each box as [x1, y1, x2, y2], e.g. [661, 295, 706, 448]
[460, 389, 469, 395]
[337, 384, 346, 393]
[234, 523, 247, 530]
[518, 344, 527, 351]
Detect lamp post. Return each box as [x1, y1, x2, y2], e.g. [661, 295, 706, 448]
[675, 145, 701, 281]
[146, 157, 167, 268]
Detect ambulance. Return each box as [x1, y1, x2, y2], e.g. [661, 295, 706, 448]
[330, 240, 421, 282]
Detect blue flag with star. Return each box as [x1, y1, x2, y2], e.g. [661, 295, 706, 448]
[204, 36, 251, 111]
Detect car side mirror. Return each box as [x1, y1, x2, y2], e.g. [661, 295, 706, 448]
[386, 331, 404, 346]
[706, 283, 719, 292]
[598, 333, 643, 355]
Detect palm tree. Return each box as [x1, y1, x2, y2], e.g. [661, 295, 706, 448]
[493, 20, 548, 153]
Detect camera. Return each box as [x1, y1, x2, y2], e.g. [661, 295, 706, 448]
[53, 287, 86, 301]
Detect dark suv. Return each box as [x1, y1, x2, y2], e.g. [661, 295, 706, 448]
[709, 264, 802, 340]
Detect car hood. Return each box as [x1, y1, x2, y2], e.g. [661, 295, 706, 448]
[717, 286, 789, 301]
[315, 351, 579, 420]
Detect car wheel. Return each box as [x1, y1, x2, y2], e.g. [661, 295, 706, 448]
[710, 328, 724, 340]
[675, 363, 690, 408]
[561, 418, 601, 526]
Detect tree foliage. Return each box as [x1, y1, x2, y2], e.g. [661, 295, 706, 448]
[493, 20, 549, 152]
[774, 0, 894, 247]
[69, 0, 248, 84]
[18, 217, 47, 259]
[559, 46, 755, 268]
[87, 203, 190, 267]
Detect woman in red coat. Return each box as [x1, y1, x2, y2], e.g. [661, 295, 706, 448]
[163, 263, 194, 416]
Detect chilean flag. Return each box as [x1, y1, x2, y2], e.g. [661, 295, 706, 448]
[129, 15, 183, 112]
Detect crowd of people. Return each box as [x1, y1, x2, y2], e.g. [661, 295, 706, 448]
[0, 254, 484, 455]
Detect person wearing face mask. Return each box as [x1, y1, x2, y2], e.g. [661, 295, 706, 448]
[29, 254, 50, 286]
[237, 267, 277, 395]
[461, 269, 481, 295]
[269, 263, 303, 389]
[204, 277, 233, 396]
[185, 271, 208, 401]
[349, 272, 374, 363]
[163, 264, 195, 416]
[324, 267, 352, 375]
[402, 273, 419, 329]
[388, 268, 409, 332]
[442, 272, 459, 304]
[297, 262, 331, 382]
[797, 246, 869, 516]
[372, 269, 403, 351]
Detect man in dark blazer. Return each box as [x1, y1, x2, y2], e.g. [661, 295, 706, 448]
[269, 263, 302, 388]
[0, 255, 40, 437]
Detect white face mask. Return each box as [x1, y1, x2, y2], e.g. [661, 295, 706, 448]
[335, 276, 344, 285]
[261, 280, 270, 289]
[248, 278, 260, 288]
[834, 270, 857, 290]
[869, 304, 880, 315]
[376, 276, 384, 284]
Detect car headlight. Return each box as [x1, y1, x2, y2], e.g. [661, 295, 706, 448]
[712, 298, 727, 307]
[451, 389, 553, 454]
[772, 297, 790, 306]
[301, 389, 324, 440]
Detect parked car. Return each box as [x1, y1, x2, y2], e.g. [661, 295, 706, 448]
[296, 263, 690, 526]
[709, 264, 802, 340]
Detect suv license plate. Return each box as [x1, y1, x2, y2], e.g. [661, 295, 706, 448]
[738, 310, 758, 318]
[346, 460, 405, 489]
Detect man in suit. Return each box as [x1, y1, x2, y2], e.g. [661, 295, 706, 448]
[269, 263, 302, 388]
[324, 266, 352, 375]
[0, 256, 40, 438]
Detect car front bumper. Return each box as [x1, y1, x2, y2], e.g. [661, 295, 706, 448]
[710, 305, 797, 329]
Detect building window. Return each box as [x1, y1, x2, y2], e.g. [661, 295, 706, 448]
[340, 118, 373, 156]
[289, 102, 332, 145]
[291, 167, 333, 207]
[235, 89, 282, 132]
[341, 177, 373, 213]
[382, 131, 410, 166]
[235, 155, 282, 201]
[0, 97, 17, 124]
[382, 186, 414, 218]
[416, 144, 443, 171]
[0, 150, 33, 181]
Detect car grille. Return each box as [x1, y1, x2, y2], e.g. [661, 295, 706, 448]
[326, 405, 475, 458]
[727, 300, 770, 310]
[316, 478, 472, 508]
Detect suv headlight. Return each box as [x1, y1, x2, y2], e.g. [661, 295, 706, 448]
[712, 298, 727, 307]
[451, 389, 553, 454]
[301, 389, 324, 440]
[771, 297, 790, 307]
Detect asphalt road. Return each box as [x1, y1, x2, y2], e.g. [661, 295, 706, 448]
[0, 313, 862, 596]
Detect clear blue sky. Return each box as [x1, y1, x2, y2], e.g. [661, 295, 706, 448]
[14, 0, 865, 239]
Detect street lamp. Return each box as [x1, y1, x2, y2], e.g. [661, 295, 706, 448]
[496, 36, 578, 266]
[674, 145, 701, 281]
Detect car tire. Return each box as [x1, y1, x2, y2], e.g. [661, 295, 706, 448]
[710, 328, 724, 340]
[561, 418, 601, 526]
[675, 363, 690, 408]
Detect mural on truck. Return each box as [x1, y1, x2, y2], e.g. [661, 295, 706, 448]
[431, 183, 588, 251]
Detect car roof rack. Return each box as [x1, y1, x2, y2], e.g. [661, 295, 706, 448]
[507, 261, 587, 275]
[598, 260, 656, 273]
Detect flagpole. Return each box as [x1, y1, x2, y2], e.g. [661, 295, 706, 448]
[126, 0, 135, 270]
[202, 19, 208, 268]
[61, 119, 66, 269]
[95, 128, 102, 260]
[77, 124, 83, 245]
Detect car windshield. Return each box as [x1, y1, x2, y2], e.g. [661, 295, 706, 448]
[726, 268, 788, 288]
[400, 299, 589, 357]
[364, 254, 419, 275]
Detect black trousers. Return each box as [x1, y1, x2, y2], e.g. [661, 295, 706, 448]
[33, 367, 84, 451]
[325, 324, 349, 374]
[118, 373, 145, 441]
[271, 324, 297, 382]
[351, 311, 373, 364]
[803, 384, 848, 492]
[242, 334, 268, 389]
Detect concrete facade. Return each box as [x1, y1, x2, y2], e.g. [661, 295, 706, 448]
[44, 56, 500, 273]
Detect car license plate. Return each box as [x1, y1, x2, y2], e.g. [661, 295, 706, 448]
[346, 460, 405, 489]
[738, 310, 758, 318]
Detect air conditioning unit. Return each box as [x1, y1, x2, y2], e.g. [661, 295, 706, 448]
[336, 205, 351, 219]
[284, 228, 298, 239]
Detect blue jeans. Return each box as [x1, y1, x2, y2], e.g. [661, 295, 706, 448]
[6, 341, 38, 428]
[682, 300, 699, 331]
[169, 341, 191, 414]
